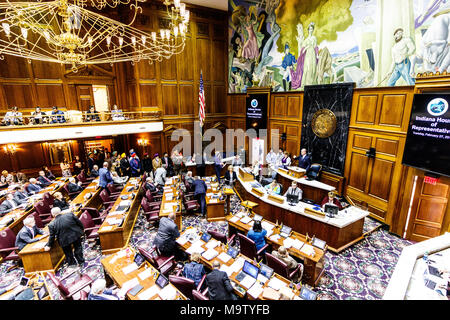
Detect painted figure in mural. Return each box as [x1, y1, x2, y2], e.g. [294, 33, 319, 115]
[386, 28, 416, 86]
[281, 43, 297, 91]
[317, 47, 334, 84]
[300, 22, 319, 89]
[241, 14, 259, 60]
[411, 13, 450, 76]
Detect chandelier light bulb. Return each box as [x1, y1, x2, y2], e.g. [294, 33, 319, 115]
[165, 29, 170, 40]
[2, 22, 10, 36]
[106, 36, 111, 46]
[118, 36, 123, 47]
[131, 36, 136, 46]
[160, 29, 165, 40]
[21, 27, 28, 39]
[151, 32, 156, 42]
[88, 37, 93, 46]
[174, 26, 178, 37]
[184, 10, 190, 22]
[180, 3, 186, 16]
[141, 35, 146, 45]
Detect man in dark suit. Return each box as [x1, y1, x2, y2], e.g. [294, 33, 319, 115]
[224, 165, 238, 186]
[145, 177, 159, 194]
[153, 213, 185, 260]
[206, 261, 236, 300]
[15, 216, 45, 250]
[44, 207, 85, 267]
[27, 178, 42, 194]
[90, 165, 99, 178]
[0, 193, 19, 215]
[67, 177, 83, 193]
[293, 148, 311, 172]
[87, 153, 95, 173]
[13, 185, 29, 204]
[192, 176, 207, 216]
[98, 162, 113, 190]
[37, 170, 53, 187]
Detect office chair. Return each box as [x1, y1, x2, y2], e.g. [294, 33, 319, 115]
[237, 233, 268, 262]
[140, 197, 160, 225]
[34, 201, 52, 223]
[42, 192, 54, 207]
[33, 211, 51, 229]
[192, 288, 209, 300]
[168, 276, 195, 300]
[63, 184, 82, 199]
[306, 164, 322, 181]
[107, 184, 123, 196]
[79, 211, 101, 241]
[180, 190, 200, 214]
[145, 189, 163, 203]
[207, 230, 236, 246]
[99, 189, 116, 211]
[82, 206, 108, 221]
[138, 246, 176, 276]
[47, 271, 93, 300]
[0, 227, 19, 262]
[265, 252, 303, 282]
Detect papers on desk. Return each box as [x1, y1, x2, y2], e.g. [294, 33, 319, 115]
[279, 286, 295, 300]
[206, 193, 214, 197]
[257, 273, 269, 284]
[283, 237, 294, 249]
[158, 285, 177, 300]
[100, 226, 114, 232]
[205, 240, 220, 249]
[186, 241, 205, 255]
[240, 216, 252, 224]
[202, 248, 219, 261]
[119, 277, 140, 296]
[230, 257, 245, 273]
[105, 217, 123, 226]
[138, 268, 153, 281]
[108, 211, 123, 216]
[32, 242, 46, 250]
[229, 216, 240, 223]
[239, 275, 256, 289]
[265, 229, 274, 238]
[209, 199, 218, 204]
[261, 221, 274, 231]
[119, 200, 132, 207]
[219, 264, 233, 277]
[122, 262, 139, 275]
[247, 283, 263, 299]
[110, 249, 126, 264]
[292, 239, 304, 250]
[138, 285, 160, 300]
[269, 234, 281, 242]
[300, 244, 315, 256]
[165, 194, 173, 201]
[217, 252, 232, 263]
[176, 236, 189, 246]
[267, 277, 284, 291]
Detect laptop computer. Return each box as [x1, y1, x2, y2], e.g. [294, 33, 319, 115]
[286, 193, 299, 206]
[428, 265, 442, 278]
[155, 274, 169, 289]
[259, 263, 274, 279]
[134, 253, 145, 268]
[235, 260, 259, 283]
[299, 286, 317, 300]
[280, 225, 292, 238]
[253, 214, 263, 222]
[227, 246, 239, 259]
[312, 238, 326, 250]
[200, 232, 212, 243]
[324, 204, 339, 217]
[37, 285, 48, 300]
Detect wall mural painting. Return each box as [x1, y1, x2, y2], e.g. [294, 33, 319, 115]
[228, 0, 450, 93]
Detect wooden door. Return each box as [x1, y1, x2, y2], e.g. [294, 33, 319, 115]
[405, 177, 449, 242]
[76, 85, 94, 111]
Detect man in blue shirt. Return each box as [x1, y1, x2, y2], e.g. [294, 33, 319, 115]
[182, 252, 205, 288]
[281, 43, 296, 91]
[27, 178, 42, 194]
[214, 151, 224, 183]
[192, 176, 207, 216]
[98, 162, 113, 190]
[50, 106, 66, 123]
[129, 152, 141, 177]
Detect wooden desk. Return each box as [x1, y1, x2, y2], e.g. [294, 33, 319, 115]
[0, 271, 53, 300]
[101, 246, 187, 300]
[70, 178, 103, 214]
[177, 228, 302, 299]
[98, 178, 143, 254]
[226, 214, 325, 287]
[159, 178, 182, 229]
[203, 177, 226, 222]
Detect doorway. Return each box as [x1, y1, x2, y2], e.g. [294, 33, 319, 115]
[93, 85, 110, 112]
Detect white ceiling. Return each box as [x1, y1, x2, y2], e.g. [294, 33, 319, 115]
[182, 0, 228, 11]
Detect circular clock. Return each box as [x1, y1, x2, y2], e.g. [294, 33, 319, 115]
[311, 109, 337, 138]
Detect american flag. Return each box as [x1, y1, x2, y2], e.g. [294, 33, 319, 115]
[198, 71, 205, 127]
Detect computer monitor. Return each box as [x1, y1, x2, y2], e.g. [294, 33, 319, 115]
[286, 193, 299, 205]
[259, 263, 274, 279]
[37, 285, 48, 300]
[200, 232, 212, 243]
[242, 260, 259, 279]
[324, 204, 339, 217]
[155, 274, 169, 289]
[134, 253, 145, 268]
[227, 246, 238, 259]
[312, 237, 326, 250]
[300, 286, 317, 300]
[280, 225, 292, 237]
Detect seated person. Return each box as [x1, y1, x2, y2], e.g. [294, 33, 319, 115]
[2, 106, 23, 126]
[265, 180, 281, 195]
[53, 192, 69, 210]
[182, 252, 206, 288]
[60, 162, 72, 177]
[15, 216, 45, 250]
[0, 170, 14, 187]
[247, 220, 267, 252]
[205, 261, 236, 300]
[184, 171, 195, 188]
[88, 279, 121, 300]
[31, 106, 48, 125]
[251, 160, 261, 180]
[283, 181, 303, 201]
[37, 170, 53, 187]
[27, 178, 42, 194]
[111, 165, 128, 185]
[271, 246, 303, 281]
[0, 282, 34, 300]
[16, 172, 27, 184]
[67, 177, 83, 193]
[231, 154, 243, 167]
[50, 106, 66, 123]
[111, 104, 125, 121]
[85, 105, 101, 122]
[90, 165, 99, 178]
[13, 185, 30, 204]
[42, 166, 56, 181]
[0, 193, 20, 215]
[321, 191, 343, 210]
[224, 165, 237, 186]
[145, 177, 158, 193]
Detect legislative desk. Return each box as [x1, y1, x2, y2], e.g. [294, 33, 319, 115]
[0, 271, 54, 300]
[384, 233, 450, 300]
[101, 246, 187, 300]
[0, 178, 68, 235]
[176, 228, 304, 300]
[234, 172, 369, 253]
[203, 177, 226, 222]
[226, 214, 325, 287]
[184, 156, 235, 178]
[18, 179, 102, 273]
[98, 178, 143, 254]
[273, 166, 336, 203]
[159, 177, 182, 229]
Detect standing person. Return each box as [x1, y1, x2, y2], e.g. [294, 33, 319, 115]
[293, 148, 311, 172]
[231, 154, 243, 167]
[214, 151, 224, 183]
[247, 220, 267, 252]
[192, 176, 207, 216]
[119, 153, 131, 177]
[206, 261, 236, 300]
[152, 153, 162, 171]
[194, 152, 206, 178]
[142, 153, 153, 174]
[87, 153, 95, 173]
[110, 151, 118, 165]
[251, 160, 261, 181]
[99, 162, 113, 190]
[154, 166, 167, 188]
[44, 207, 85, 268]
[129, 152, 141, 177]
[171, 149, 183, 176]
[153, 212, 184, 260]
[162, 152, 174, 177]
[72, 155, 84, 176]
[15, 216, 46, 250]
[60, 162, 72, 178]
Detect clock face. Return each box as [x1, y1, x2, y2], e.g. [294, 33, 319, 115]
[311, 109, 337, 138]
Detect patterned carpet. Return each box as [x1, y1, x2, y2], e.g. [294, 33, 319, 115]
[0, 194, 413, 300]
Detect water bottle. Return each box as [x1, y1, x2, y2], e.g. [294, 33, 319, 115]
[423, 251, 429, 264]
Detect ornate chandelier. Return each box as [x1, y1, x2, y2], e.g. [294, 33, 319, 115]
[0, 0, 190, 71]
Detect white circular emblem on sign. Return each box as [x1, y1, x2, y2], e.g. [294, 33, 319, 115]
[251, 99, 258, 108]
[427, 98, 448, 116]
